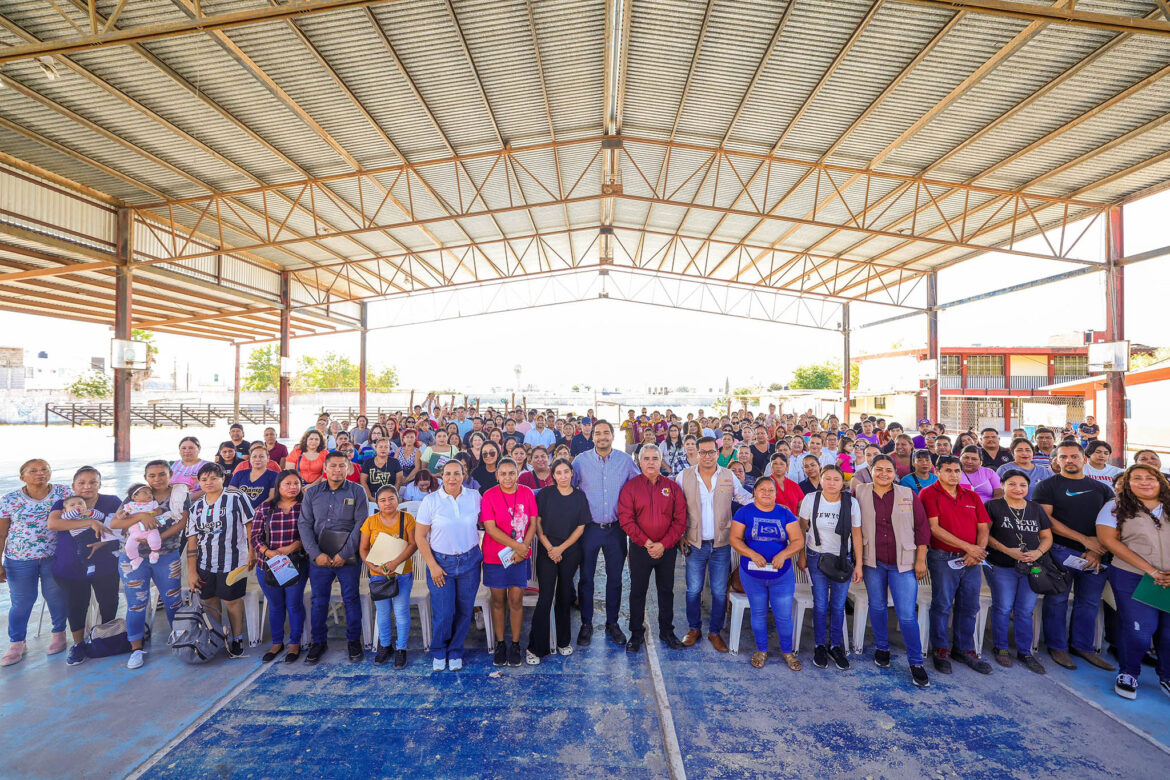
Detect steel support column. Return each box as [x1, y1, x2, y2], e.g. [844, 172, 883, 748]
[926, 271, 940, 425]
[359, 302, 368, 417]
[842, 303, 851, 424]
[233, 343, 241, 424]
[279, 271, 291, 439]
[113, 207, 133, 462]
[1105, 205, 1126, 465]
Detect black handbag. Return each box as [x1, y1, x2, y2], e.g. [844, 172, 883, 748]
[263, 553, 308, 589]
[810, 491, 855, 584]
[369, 511, 408, 602]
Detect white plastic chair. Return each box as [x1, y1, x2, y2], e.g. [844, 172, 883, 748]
[474, 557, 553, 648]
[398, 500, 422, 517]
[1029, 585, 1107, 654]
[726, 552, 815, 655]
[849, 569, 933, 655]
[242, 574, 265, 647]
[410, 550, 433, 649]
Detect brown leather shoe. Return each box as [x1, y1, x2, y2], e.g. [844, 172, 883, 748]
[708, 633, 728, 653]
[681, 629, 702, 647]
[1048, 649, 1077, 670]
[1070, 648, 1116, 671]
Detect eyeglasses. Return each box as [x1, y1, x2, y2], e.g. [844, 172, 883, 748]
[698, 449, 718, 456]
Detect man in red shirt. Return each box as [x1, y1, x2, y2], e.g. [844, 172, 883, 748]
[919, 456, 993, 676]
[618, 445, 688, 653]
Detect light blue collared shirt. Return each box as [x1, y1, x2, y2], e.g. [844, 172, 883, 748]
[571, 448, 640, 525]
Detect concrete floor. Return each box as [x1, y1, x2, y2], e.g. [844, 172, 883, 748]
[3, 548, 1168, 778]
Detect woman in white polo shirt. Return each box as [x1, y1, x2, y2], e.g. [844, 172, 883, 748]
[415, 459, 483, 672]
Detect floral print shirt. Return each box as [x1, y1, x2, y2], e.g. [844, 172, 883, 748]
[0, 484, 71, 560]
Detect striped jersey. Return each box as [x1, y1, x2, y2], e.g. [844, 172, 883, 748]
[187, 487, 255, 573]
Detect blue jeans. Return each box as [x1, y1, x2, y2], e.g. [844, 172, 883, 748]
[685, 541, 730, 634]
[927, 549, 982, 654]
[371, 573, 413, 650]
[862, 562, 924, 665]
[579, 522, 627, 626]
[309, 561, 362, 644]
[985, 563, 1037, 654]
[257, 569, 307, 645]
[806, 550, 850, 647]
[4, 556, 66, 642]
[740, 565, 795, 653]
[1108, 567, 1170, 681]
[1042, 543, 1107, 653]
[428, 548, 482, 661]
[118, 549, 183, 642]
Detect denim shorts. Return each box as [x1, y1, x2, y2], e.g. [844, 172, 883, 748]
[482, 560, 529, 589]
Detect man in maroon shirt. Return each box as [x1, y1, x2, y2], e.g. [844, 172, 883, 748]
[919, 456, 993, 676]
[618, 444, 688, 653]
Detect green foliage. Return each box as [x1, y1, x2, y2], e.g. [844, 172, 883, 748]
[291, 352, 398, 392]
[129, 328, 158, 390]
[368, 366, 399, 392]
[243, 345, 280, 392]
[1131, 347, 1170, 371]
[67, 370, 112, 399]
[767, 382, 785, 391]
[789, 361, 861, 390]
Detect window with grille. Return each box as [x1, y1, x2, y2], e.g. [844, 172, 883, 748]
[874, 396, 886, 409]
[940, 355, 961, 375]
[967, 355, 1004, 375]
[1053, 355, 1088, 376]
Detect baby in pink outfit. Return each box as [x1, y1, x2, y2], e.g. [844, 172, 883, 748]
[122, 484, 162, 570]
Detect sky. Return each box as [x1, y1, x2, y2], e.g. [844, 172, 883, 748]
[4, 189, 1167, 394]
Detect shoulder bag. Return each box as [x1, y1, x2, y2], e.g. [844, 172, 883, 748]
[263, 510, 308, 589]
[810, 491, 855, 584]
[369, 511, 408, 601]
[1003, 502, 1070, 596]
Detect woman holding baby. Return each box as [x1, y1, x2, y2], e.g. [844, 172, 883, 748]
[46, 466, 123, 666]
[108, 460, 190, 670]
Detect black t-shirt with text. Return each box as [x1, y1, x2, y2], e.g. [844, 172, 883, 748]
[984, 498, 1052, 567]
[1031, 474, 1114, 553]
[362, 457, 402, 494]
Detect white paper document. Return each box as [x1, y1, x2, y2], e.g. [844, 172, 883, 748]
[366, 533, 409, 574]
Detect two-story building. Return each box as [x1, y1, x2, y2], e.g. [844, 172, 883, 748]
[853, 340, 1098, 433]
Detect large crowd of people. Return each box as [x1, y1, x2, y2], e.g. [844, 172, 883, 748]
[1, 397, 1167, 702]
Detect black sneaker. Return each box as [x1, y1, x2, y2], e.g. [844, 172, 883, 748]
[305, 642, 327, 665]
[660, 634, 684, 651]
[874, 649, 891, 668]
[1019, 654, 1046, 675]
[393, 649, 407, 669]
[493, 640, 507, 667]
[507, 642, 523, 667]
[959, 651, 992, 675]
[606, 623, 628, 646]
[910, 665, 930, 688]
[1114, 673, 1138, 700]
[348, 640, 363, 663]
[227, 640, 244, 659]
[812, 645, 829, 669]
[374, 646, 392, 665]
[577, 624, 593, 646]
[932, 650, 952, 674]
[829, 646, 850, 671]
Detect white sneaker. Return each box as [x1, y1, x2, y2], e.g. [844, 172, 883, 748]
[126, 650, 144, 670]
[432, 657, 447, 672]
[526, 650, 541, 665]
[449, 658, 463, 671]
[557, 645, 573, 657]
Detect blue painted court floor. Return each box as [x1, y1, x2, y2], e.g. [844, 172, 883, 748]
[3, 561, 1169, 778]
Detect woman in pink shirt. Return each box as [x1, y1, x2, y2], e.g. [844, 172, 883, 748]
[480, 458, 538, 668]
[958, 446, 1004, 502]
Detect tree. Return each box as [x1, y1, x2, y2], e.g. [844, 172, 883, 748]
[289, 351, 398, 392]
[243, 345, 280, 392]
[790, 361, 860, 390]
[1131, 347, 1170, 370]
[767, 382, 785, 391]
[67, 370, 112, 398]
[368, 366, 398, 392]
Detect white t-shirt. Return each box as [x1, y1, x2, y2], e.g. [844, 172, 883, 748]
[799, 493, 862, 554]
[1095, 498, 1164, 529]
[1083, 464, 1122, 486]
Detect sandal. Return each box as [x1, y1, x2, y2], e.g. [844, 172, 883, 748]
[751, 651, 767, 669]
[283, 645, 301, 664]
[782, 652, 802, 671]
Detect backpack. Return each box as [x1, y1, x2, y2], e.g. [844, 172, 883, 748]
[85, 618, 134, 658]
[168, 597, 225, 664]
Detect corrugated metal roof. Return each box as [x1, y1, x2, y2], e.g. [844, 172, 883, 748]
[0, 0, 1167, 339]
